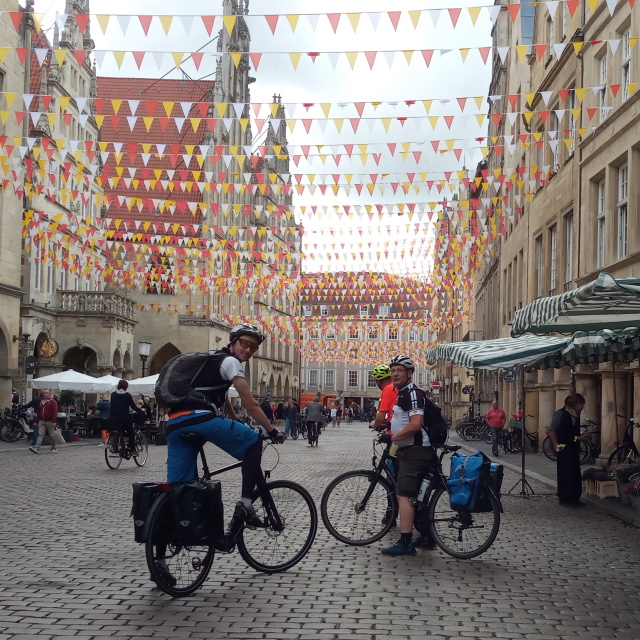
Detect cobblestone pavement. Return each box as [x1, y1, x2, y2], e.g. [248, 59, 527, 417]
[1, 422, 639, 640]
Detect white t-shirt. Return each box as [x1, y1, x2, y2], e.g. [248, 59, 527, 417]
[220, 355, 245, 382]
[330, 408, 337, 418]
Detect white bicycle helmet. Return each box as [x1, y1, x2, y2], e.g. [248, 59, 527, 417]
[230, 323, 265, 345]
[390, 355, 415, 370]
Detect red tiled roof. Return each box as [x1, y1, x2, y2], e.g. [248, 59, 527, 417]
[29, 31, 51, 105]
[97, 76, 215, 227]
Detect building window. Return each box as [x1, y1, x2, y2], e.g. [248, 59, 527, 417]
[359, 304, 369, 318]
[549, 225, 557, 295]
[618, 164, 628, 259]
[320, 305, 328, 316]
[47, 262, 54, 294]
[565, 213, 573, 290]
[324, 369, 335, 388]
[597, 180, 606, 269]
[378, 304, 390, 316]
[549, 113, 559, 171]
[599, 56, 608, 124]
[60, 262, 67, 290]
[35, 245, 42, 290]
[308, 369, 318, 387]
[622, 29, 631, 102]
[348, 326, 360, 340]
[303, 305, 312, 317]
[368, 326, 379, 340]
[325, 326, 335, 340]
[367, 371, 377, 388]
[408, 328, 418, 342]
[308, 327, 319, 340]
[417, 371, 425, 386]
[348, 370, 358, 388]
[535, 235, 543, 298]
[388, 327, 399, 341]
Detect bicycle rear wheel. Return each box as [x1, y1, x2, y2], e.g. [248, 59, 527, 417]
[104, 433, 122, 469]
[134, 431, 148, 467]
[299, 422, 307, 439]
[145, 493, 215, 597]
[290, 423, 299, 440]
[237, 480, 317, 573]
[607, 444, 637, 468]
[428, 486, 500, 559]
[0, 420, 21, 443]
[321, 470, 396, 545]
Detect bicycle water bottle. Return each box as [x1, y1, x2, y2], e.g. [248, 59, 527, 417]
[417, 474, 431, 502]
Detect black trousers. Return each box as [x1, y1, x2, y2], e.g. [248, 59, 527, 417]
[556, 444, 582, 503]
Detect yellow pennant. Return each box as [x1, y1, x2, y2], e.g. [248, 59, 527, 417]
[285, 14, 299, 31]
[53, 49, 67, 66]
[347, 13, 361, 31]
[346, 51, 359, 69]
[289, 52, 301, 70]
[58, 96, 70, 111]
[467, 6, 482, 25]
[333, 118, 344, 132]
[159, 15, 173, 35]
[112, 51, 126, 69]
[516, 45, 529, 62]
[163, 101, 174, 117]
[94, 115, 104, 129]
[96, 15, 110, 34]
[172, 52, 184, 69]
[223, 15, 236, 35]
[230, 52, 242, 68]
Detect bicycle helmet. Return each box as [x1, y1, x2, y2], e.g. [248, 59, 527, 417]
[372, 364, 392, 381]
[230, 323, 265, 345]
[390, 355, 415, 370]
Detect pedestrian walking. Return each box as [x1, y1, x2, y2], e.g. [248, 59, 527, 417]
[29, 389, 60, 454]
[284, 398, 297, 439]
[24, 391, 44, 446]
[305, 395, 324, 445]
[274, 402, 286, 432]
[486, 400, 507, 457]
[96, 393, 111, 446]
[260, 399, 274, 424]
[549, 393, 589, 508]
[335, 406, 342, 426]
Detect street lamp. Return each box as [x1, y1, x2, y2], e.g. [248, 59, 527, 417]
[138, 341, 151, 377]
[20, 316, 35, 404]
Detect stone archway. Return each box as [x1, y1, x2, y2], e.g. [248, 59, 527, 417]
[284, 376, 290, 399]
[149, 342, 181, 375]
[113, 349, 122, 370]
[63, 346, 98, 375]
[276, 374, 283, 400]
[123, 351, 132, 379]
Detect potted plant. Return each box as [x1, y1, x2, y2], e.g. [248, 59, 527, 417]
[57, 389, 78, 443]
[611, 465, 640, 506]
[624, 475, 640, 509]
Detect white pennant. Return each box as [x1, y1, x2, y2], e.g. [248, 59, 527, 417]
[128, 99, 139, 115]
[497, 47, 509, 63]
[383, 50, 396, 68]
[606, 0, 617, 15]
[367, 12, 382, 31]
[326, 52, 340, 70]
[546, 1, 559, 19]
[486, 5, 501, 25]
[34, 49, 48, 66]
[306, 14, 321, 32]
[539, 91, 553, 106]
[552, 43, 566, 58]
[93, 50, 107, 68]
[76, 96, 88, 113]
[609, 39, 621, 55]
[174, 117, 185, 132]
[126, 116, 137, 131]
[180, 15, 195, 35]
[55, 13, 68, 33]
[429, 9, 441, 27]
[117, 14, 131, 35]
[180, 102, 192, 117]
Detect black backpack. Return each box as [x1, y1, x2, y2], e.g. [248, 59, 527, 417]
[422, 396, 449, 446]
[154, 350, 232, 410]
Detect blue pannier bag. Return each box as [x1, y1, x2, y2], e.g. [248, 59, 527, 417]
[448, 451, 491, 511]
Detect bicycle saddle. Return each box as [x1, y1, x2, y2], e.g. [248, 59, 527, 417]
[180, 432, 206, 447]
[440, 444, 461, 453]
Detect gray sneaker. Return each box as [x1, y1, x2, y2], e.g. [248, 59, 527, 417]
[29, 446, 40, 454]
[49, 448, 58, 453]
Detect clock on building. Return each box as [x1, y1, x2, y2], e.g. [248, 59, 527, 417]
[38, 339, 59, 358]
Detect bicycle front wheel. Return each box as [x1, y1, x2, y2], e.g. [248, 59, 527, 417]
[134, 431, 148, 467]
[238, 480, 317, 573]
[145, 493, 215, 597]
[1, 420, 21, 443]
[299, 422, 307, 438]
[428, 486, 500, 559]
[104, 433, 122, 469]
[321, 470, 396, 545]
[542, 436, 556, 461]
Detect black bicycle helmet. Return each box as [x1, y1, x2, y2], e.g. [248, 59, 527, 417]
[230, 322, 265, 345]
[390, 355, 415, 370]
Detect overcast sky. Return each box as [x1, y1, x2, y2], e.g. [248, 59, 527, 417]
[33, 0, 494, 274]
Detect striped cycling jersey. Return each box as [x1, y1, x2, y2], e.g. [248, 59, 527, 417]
[390, 381, 430, 447]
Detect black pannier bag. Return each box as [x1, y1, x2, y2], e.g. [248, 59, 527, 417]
[474, 463, 504, 513]
[171, 480, 224, 546]
[131, 482, 165, 543]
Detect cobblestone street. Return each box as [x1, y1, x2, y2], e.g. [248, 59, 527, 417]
[1, 422, 639, 640]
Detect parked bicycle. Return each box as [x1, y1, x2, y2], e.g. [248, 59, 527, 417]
[291, 413, 307, 440]
[104, 420, 148, 470]
[542, 420, 599, 465]
[320, 432, 502, 559]
[0, 407, 34, 443]
[144, 432, 317, 597]
[608, 417, 638, 468]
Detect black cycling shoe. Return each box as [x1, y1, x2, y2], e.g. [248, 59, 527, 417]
[155, 561, 177, 587]
[234, 501, 265, 529]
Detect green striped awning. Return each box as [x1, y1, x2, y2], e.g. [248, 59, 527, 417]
[511, 272, 640, 337]
[426, 335, 568, 370]
[525, 327, 640, 371]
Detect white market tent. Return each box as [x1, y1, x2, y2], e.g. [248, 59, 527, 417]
[93, 374, 121, 391]
[31, 369, 105, 393]
[126, 374, 159, 395]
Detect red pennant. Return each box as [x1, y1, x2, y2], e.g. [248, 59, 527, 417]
[610, 84, 621, 97]
[448, 8, 461, 27]
[138, 15, 153, 35]
[15, 48, 28, 64]
[491, 113, 502, 127]
[201, 15, 215, 36]
[478, 47, 491, 64]
[443, 115, 454, 129]
[327, 13, 341, 33]
[456, 97, 467, 112]
[507, 94, 519, 109]
[567, 0, 580, 16]
[73, 49, 87, 67]
[8, 12, 23, 31]
[387, 11, 401, 30]
[534, 44, 548, 60]
[265, 15, 279, 34]
[506, 5, 520, 22]
[93, 98, 104, 114]
[421, 50, 434, 66]
[364, 51, 377, 69]
[75, 13, 90, 34]
[132, 51, 146, 69]
[192, 51, 204, 70]
[249, 52, 262, 70]
[558, 88, 570, 103]
[586, 108, 598, 120]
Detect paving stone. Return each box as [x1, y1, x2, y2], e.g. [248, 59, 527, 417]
[1, 425, 639, 639]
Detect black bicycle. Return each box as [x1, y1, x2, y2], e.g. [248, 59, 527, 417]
[306, 420, 321, 447]
[608, 417, 638, 468]
[320, 434, 502, 559]
[104, 423, 148, 469]
[144, 432, 318, 597]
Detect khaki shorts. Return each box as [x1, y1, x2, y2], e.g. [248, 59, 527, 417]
[396, 446, 435, 497]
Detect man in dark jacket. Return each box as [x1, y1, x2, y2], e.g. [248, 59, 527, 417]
[549, 393, 590, 507]
[29, 389, 59, 454]
[111, 380, 144, 456]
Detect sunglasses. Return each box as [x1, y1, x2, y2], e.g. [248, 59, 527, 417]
[237, 338, 259, 353]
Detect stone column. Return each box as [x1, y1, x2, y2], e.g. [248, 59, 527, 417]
[599, 369, 628, 457]
[538, 390, 557, 440]
[524, 389, 539, 434]
[574, 373, 598, 424]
